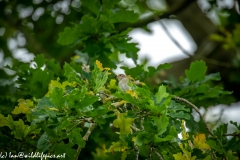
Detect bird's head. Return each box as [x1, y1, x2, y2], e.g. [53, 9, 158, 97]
[116, 74, 127, 81]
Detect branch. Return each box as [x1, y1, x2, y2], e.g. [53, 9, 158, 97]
[153, 148, 164, 160]
[148, 147, 153, 160]
[201, 57, 236, 68]
[116, 0, 195, 32]
[172, 96, 216, 138]
[68, 117, 94, 133]
[67, 121, 82, 133]
[140, 116, 145, 130]
[223, 133, 240, 138]
[75, 123, 97, 160]
[153, 15, 236, 68]
[155, 16, 192, 57]
[131, 124, 140, 132]
[135, 145, 139, 160]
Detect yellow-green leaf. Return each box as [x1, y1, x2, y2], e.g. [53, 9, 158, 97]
[193, 134, 210, 152]
[107, 79, 118, 90]
[113, 113, 134, 135]
[107, 141, 128, 152]
[12, 99, 33, 114]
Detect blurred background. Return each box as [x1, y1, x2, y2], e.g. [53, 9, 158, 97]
[0, 0, 240, 131]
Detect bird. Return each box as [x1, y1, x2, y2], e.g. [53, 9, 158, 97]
[116, 74, 131, 92]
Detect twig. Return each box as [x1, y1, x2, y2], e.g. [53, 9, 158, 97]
[148, 147, 153, 160]
[135, 145, 139, 160]
[210, 151, 216, 160]
[67, 121, 82, 133]
[131, 124, 140, 132]
[116, 0, 194, 32]
[136, 111, 152, 119]
[153, 148, 164, 160]
[172, 96, 216, 138]
[202, 57, 236, 68]
[223, 133, 240, 138]
[155, 17, 192, 57]
[75, 123, 97, 160]
[123, 103, 128, 112]
[140, 115, 145, 130]
[153, 16, 236, 68]
[68, 117, 93, 134]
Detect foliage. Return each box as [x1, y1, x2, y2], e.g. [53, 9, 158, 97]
[1, 57, 239, 159]
[0, 0, 240, 160]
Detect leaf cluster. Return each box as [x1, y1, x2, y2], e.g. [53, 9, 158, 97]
[1, 59, 239, 160]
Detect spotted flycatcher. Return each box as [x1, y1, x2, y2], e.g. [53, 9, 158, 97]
[116, 74, 131, 92]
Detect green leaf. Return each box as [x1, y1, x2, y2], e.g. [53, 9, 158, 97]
[102, 0, 120, 9]
[33, 97, 57, 119]
[147, 63, 172, 77]
[53, 142, 77, 160]
[114, 91, 139, 107]
[197, 86, 231, 100]
[226, 150, 237, 160]
[81, 0, 101, 15]
[34, 54, 45, 68]
[91, 63, 109, 92]
[47, 59, 61, 74]
[135, 87, 152, 98]
[168, 111, 190, 120]
[185, 60, 207, 82]
[85, 103, 110, 119]
[213, 123, 228, 138]
[230, 120, 240, 131]
[64, 63, 83, 84]
[153, 115, 169, 135]
[57, 27, 79, 45]
[77, 95, 99, 109]
[39, 123, 58, 139]
[135, 131, 153, 146]
[0, 114, 38, 140]
[80, 15, 98, 34]
[206, 140, 224, 153]
[0, 114, 14, 129]
[154, 134, 174, 143]
[67, 86, 87, 108]
[37, 132, 52, 152]
[108, 9, 139, 23]
[121, 151, 130, 160]
[143, 120, 158, 133]
[167, 100, 190, 119]
[202, 72, 221, 83]
[30, 69, 53, 98]
[68, 128, 85, 147]
[168, 100, 190, 112]
[11, 119, 30, 140]
[49, 88, 65, 110]
[169, 126, 178, 137]
[156, 85, 169, 104]
[121, 64, 146, 79]
[115, 40, 139, 64]
[122, 63, 172, 81]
